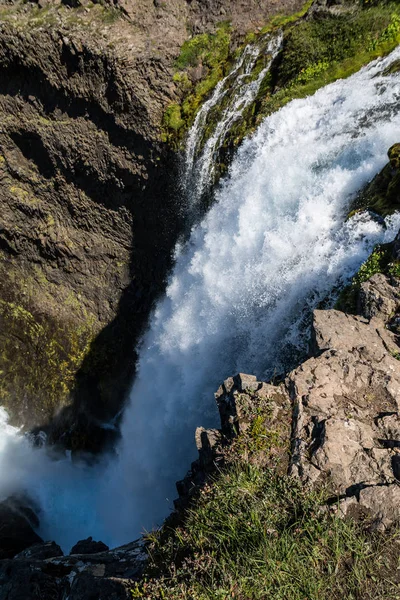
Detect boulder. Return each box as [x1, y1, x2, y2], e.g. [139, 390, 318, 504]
[290, 308, 400, 527]
[70, 537, 109, 555]
[0, 539, 147, 600]
[358, 273, 400, 322]
[15, 540, 63, 560]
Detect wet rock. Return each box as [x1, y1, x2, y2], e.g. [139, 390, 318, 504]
[0, 538, 147, 600]
[68, 573, 132, 600]
[14, 540, 63, 560]
[70, 536, 109, 555]
[0, 497, 43, 559]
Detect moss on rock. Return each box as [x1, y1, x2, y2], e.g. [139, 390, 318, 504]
[0, 260, 98, 430]
[162, 22, 232, 145]
[389, 143, 400, 169]
[351, 144, 400, 217]
[335, 243, 400, 313]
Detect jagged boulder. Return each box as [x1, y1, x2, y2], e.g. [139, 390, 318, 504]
[70, 537, 109, 555]
[0, 539, 147, 600]
[357, 272, 400, 321]
[178, 271, 400, 531]
[15, 540, 63, 560]
[290, 306, 400, 528]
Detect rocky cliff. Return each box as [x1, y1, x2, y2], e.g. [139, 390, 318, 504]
[0, 0, 305, 447]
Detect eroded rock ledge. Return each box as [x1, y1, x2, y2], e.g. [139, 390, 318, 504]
[178, 272, 400, 531]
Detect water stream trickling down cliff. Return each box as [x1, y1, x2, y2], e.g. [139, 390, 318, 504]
[184, 32, 283, 205]
[1, 46, 400, 551]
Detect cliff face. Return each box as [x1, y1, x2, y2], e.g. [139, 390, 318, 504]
[0, 0, 304, 444]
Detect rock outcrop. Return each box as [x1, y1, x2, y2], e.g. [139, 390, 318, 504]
[0, 538, 147, 600]
[0, 497, 43, 559]
[70, 537, 109, 555]
[355, 143, 400, 216]
[177, 272, 400, 532]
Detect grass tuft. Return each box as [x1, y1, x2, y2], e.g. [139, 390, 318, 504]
[132, 462, 400, 599]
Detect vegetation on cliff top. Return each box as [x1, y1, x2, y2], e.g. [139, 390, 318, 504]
[133, 446, 400, 599]
[225, 2, 400, 153]
[163, 1, 400, 154]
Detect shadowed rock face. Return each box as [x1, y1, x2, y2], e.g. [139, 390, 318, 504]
[0, 538, 148, 600]
[0, 497, 43, 559]
[0, 0, 305, 448]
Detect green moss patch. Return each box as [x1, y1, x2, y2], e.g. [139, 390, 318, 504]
[0, 261, 97, 427]
[335, 243, 400, 313]
[350, 144, 400, 217]
[162, 23, 232, 144]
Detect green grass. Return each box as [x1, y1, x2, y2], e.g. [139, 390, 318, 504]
[162, 23, 232, 144]
[132, 463, 400, 599]
[335, 243, 400, 313]
[260, 0, 315, 34]
[228, 3, 400, 147]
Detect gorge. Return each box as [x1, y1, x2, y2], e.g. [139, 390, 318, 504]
[1, 0, 400, 598]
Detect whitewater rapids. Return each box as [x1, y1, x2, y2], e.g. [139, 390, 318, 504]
[1, 47, 400, 550]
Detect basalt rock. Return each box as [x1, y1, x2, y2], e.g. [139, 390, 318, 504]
[14, 540, 64, 560]
[70, 536, 109, 555]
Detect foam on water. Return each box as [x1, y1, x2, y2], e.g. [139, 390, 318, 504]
[1, 47, 400, 550]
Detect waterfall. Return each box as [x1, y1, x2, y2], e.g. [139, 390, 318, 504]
[1, 46, 400, 551]
[184, 32, 283, 205]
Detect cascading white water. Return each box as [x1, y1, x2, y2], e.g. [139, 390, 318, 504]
[185, 33, 283, 204]
[1, 47, 400, 551]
